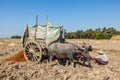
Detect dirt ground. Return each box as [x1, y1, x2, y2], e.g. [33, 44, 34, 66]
[0, 39, 120, 80]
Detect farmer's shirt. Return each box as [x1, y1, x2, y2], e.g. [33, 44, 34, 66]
[95, 54, 108, 61]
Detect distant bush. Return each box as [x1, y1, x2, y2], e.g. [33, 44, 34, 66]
[11, 35, 21, 39]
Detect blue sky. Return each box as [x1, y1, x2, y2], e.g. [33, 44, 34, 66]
[0, 0, 120, 38]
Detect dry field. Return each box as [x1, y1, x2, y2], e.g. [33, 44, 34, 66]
[0, 39, 120, 80]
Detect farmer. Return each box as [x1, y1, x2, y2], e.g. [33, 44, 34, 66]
[95, 49, 108, 65]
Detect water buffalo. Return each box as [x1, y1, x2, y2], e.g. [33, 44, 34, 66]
[80, 42, 93, 66]
[48, 42, 83, 66]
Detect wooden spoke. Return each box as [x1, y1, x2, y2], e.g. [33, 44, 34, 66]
[23, 40, 42, 63]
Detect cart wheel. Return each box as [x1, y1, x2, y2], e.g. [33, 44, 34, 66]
[24, 40, 42, 63]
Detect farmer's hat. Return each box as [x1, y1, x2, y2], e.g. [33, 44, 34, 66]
[97, 49, 104, 55]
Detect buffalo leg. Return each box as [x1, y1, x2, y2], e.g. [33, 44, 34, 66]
[69, 55, 74, 67]
[82, 57, 86, 65]
[66, 60, 68, 66]
[88, 59, 92, 67]
[49, 55, 53, 62]
[66, 58, 70, 66]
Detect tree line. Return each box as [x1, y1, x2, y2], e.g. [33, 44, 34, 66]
[11, 27, 120, 39]
[65, 27, 120, 39]
[11, 35, 21, 39]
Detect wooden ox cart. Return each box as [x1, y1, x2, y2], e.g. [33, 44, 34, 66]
[21, 16, 65, 63]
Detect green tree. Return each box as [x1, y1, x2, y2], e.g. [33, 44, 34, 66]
[64, 27, 120, 39]
[11, 35, 21, 39]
